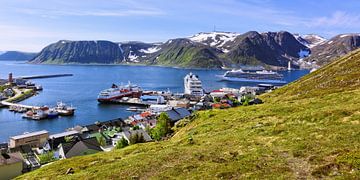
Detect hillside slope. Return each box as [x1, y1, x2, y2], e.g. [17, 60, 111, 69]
[224, 31, 309, 67]
[19, 50, 360, 179]
[30, 40, 124, 64]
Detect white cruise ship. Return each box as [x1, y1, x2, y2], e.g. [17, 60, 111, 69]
[221, 69, 286, 83]
[184, 73, 204, 97]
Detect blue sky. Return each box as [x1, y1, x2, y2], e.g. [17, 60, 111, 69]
[0, 0, 359, 52]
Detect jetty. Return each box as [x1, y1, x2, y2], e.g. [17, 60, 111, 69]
[17, 74, 73, 80]
[0, 101, 41, 110]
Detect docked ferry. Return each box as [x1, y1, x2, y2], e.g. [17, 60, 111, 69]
[97, 82, 142, 103]
[220, 69, 286, 83]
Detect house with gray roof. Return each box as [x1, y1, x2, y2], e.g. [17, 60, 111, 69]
[164, 107, 191, 122]
[112, 129, 152, 146]
[58, 137, 103, 159]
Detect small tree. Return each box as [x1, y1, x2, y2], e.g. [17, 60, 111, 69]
[38, 151, 56, 164]
[115, 137, 128, 149]
[129, 133, 145, 144]
[97, 135, 106, 147]
[151, 113, 172, 141]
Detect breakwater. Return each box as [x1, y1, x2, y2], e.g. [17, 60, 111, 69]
[18, 74, 73, 79]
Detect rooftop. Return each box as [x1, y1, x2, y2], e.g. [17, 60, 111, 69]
[49, 130, 79, 139]
[10, 130, 49, 140]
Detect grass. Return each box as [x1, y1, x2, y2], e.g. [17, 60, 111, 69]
[5, 88, 35, 103]
[18, 49, 360, 179]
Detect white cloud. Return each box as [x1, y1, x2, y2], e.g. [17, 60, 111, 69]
[16, 8, 164, 17]
[11, 0, 165, 18]
[309, 11, 360, 28]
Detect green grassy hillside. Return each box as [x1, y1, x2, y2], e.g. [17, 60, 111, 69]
[19, 50, 360, 179]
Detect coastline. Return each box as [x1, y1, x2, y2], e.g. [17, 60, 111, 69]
[25, 61, 306, 71]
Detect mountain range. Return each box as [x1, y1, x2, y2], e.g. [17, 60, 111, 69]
[7, 31, 360, 69]
[0, 51, 37, 61]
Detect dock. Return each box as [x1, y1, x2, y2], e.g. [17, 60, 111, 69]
[104, 99, 150, 107]
[0, 101, 41, 110]
[17, 74, 73, 80]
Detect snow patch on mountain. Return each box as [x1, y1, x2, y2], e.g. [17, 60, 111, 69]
[340, 34, 350, 38]
[128, 51, 139, 62]
[294, 34, 327, 48]
[188, 32, 240, 49]
[139, 46, 161, 54]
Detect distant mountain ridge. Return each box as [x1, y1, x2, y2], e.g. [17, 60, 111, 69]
[30, 40, 124, 64]
[28, 31, 360, 69]
[0, 51, 37, 61]
[304, 34, 360, 66]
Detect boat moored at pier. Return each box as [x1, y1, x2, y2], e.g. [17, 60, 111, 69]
[97, 82, 142, 103]
[54, 102, 75, 116]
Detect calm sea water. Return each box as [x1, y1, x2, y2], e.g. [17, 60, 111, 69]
[0, 61, 309, 142]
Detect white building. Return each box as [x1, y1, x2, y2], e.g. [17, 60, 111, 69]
[149, 104, 172, 113]
[184, 73, 204, 97]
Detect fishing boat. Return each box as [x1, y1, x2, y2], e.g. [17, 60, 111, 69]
[54, 102, 75, 116]
[97, 82, 142, 103]
[46, 109, 59, 119]
[220, 69, 286, 83]
[22, 109, 48, 120]
[126, 106, 145, 112]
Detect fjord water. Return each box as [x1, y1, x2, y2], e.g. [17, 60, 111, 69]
[0, 61, 308, 142]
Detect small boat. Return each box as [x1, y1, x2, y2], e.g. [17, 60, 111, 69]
[126, 106, 145, 112]
[55, 102, 75, 116]
[46, 109, 59, 119]
[35, 85, 43, 91]
[9, 105, 17, 111]
[16, 107, 28, 113]
[22, 109, 48, 120]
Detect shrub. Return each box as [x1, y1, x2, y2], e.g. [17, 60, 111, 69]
[97, 135, 106, 147]
[129, 133, 145, 144]
[151, 113, 172, 141]
[38, 151, 57, 165]
[115, 137, 129, 149]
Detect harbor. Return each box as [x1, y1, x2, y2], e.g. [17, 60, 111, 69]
[0, 71, 277, 173]
[0, 65, 309, 176]
[0, 61, 309, 143]
[0, 72, 76, 120]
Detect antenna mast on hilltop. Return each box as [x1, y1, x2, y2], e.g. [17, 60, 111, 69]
[213, 25, 216, 32]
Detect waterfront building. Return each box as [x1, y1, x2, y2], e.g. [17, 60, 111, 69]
[140, 95, 165, 104]
[168, 99, 190, 108]
[9, 130, 49, 149]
